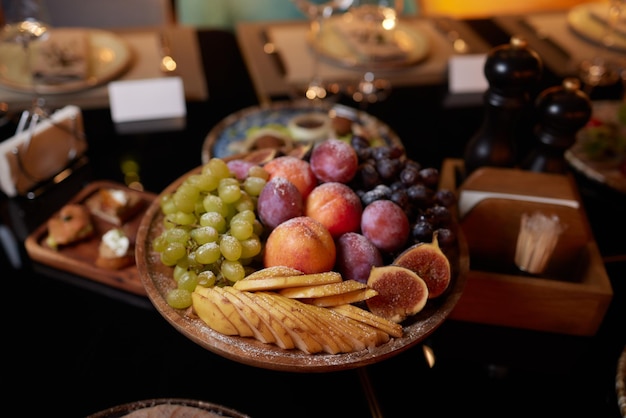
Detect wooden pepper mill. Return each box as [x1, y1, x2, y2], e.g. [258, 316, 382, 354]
[521, 78, 592, 173]
[463, 36, 543, 177]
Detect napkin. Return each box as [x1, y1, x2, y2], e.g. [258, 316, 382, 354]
[32, 29, 89, 83]
[330, 18, 408, 62]
[0, 106, 87, 197]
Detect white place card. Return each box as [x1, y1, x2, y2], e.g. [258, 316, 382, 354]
[108, 77, 186, 133]
[448, 54, 488, 94]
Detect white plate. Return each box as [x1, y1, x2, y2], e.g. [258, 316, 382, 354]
[310, 14, 430, 71]
[567, 2, 626, 52]
[0, 28, 132, 94]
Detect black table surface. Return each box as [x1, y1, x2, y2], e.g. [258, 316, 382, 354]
[2, 19, 625, 418]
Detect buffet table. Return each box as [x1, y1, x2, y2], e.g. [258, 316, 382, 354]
[2, 10, 625, 418]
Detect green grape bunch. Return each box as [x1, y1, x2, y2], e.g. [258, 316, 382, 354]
[151, 158, 268, 309]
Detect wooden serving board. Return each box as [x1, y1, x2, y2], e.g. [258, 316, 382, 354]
[24, 180, 156, 296]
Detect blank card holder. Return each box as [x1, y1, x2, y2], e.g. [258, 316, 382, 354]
[108, 77, 186, 134]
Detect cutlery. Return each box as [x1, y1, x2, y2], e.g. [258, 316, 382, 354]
[260, 28, 287, 77]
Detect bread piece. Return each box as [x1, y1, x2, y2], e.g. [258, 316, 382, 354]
[45, 203, 94, 250]
[95, 228, 134, 269]
[86, 188, 144, 225]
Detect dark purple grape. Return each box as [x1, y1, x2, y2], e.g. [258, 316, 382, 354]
[419, 167, 440, 188]
[355, 161, 381, 190]
[404, 159, 422, 172]
[389, 180, 405, 192]
[361, 184, 392, 206]
[351, 135, 370, 150]
[435, 227, 457, 248]
[371, 146, 392, 161]
[424, 205, 452, 227]
[406, 184, 434, 208]
[351, 136, 373, 161]
[412, 220, 434, 243]
[390, 188, 409, 210]
[435, 189, 457, 207]
[399, 164, 420, 186]
[376, 158, 402, 181]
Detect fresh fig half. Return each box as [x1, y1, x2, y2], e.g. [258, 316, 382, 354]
[393, 231, 451, 299]
[365, 265, 429, 323]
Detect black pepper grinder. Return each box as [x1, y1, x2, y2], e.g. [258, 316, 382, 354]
[521, 78, 592, 173]
[463, 36, 543, 177]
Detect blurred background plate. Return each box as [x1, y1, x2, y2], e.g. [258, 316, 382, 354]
[565, 100, 626, 194]
[202, 100, 403, 164]
[0, 28, 132, 94]
[311, 15, 430, 70]
[567, 2, 626, 52]
[87, 398, 250, 418]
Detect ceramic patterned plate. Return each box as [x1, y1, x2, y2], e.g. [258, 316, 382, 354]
[310, 14, 430, 71]
[0, 28, 132, 94]
[567, 2, 626, 52]
[202, 101, 403, 164]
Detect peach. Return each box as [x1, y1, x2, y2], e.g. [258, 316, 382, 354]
[263, 216, 336, 274]
[263, 156, 317, 199]
[309, 138, 358, 183]
[305, 182, 362, 239]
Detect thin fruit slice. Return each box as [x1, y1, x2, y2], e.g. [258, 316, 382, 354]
[193, 286, 254, 337]
[245, 266, 304, 280]
[232, 290, 295, 350]
[321, 306, 382, 348]
[253, 292, 325, 354]
[366, 265, 429, 323]
[303, 288, 378, 307]
[266, 292, 351, 354]
[279, 279, 367, 299]
[393, 231, 451, 299]
[221, 286, 275, 344]
[233, 271, 342, 292]
[191, 292, 239, 336]
[331, 304, 403, 338]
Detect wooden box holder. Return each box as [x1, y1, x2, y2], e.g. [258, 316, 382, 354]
[441, 159, 613, 336]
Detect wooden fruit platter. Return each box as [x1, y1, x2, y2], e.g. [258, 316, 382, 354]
[136, 166, 469, 373]
[25, 180, 156, 296]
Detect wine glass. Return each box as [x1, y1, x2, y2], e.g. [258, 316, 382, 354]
[1, 0, 51, 133]
[290, 0, 354, 101]
[348, 0, 404, 104]
[577, 0, 625, 96]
